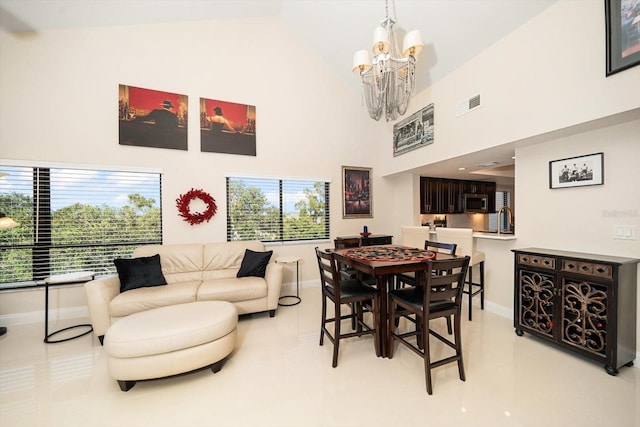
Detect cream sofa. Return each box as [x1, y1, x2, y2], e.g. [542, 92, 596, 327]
[85, 241, 283, 343]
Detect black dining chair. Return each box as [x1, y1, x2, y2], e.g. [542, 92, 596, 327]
[394, 240, 458, 334]
[333, 237, 361, 280]
[315, 247, 380, 368]
[388, 255, 470, 394]
[395, 240, 457, 288]
[334, 237, 377, 329]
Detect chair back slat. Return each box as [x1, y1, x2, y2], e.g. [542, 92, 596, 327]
[315, 247, 341, 297]
[425, 240, 457, 255]
[424, 256, 470, 305]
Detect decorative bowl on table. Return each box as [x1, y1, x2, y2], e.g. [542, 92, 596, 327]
[360, 232, 371, 237]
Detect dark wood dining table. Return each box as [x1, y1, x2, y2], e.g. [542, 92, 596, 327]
[332, 245, 453, 358]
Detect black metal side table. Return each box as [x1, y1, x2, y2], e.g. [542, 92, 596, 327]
[276, 256, 301, 306]
[44, 271, 95, 343]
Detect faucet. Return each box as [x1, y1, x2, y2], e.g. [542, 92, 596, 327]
[497, 206, 514, 234]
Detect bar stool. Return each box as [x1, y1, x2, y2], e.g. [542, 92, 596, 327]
[435, 228, 485, 321]
[400, 225, 432, 249]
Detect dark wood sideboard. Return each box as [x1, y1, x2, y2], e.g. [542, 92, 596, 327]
[512, 248, 638, 375]
[335, 234, 393, 247]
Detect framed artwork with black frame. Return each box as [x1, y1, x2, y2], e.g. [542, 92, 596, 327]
[393, 103, 434, 156]
[549, 152, 604, 189]
[605, 0, 640, 76]
[342, 166, 372, 218]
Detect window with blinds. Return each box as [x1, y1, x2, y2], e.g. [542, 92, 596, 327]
[0, 165, 162, 288]
[226, 177, 329, 242]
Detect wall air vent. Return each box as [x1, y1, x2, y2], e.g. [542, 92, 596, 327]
[456, 93, 481, 117]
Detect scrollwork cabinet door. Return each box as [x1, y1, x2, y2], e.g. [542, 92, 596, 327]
[515, 269, 556, 338]
[561, 278, 608, 358]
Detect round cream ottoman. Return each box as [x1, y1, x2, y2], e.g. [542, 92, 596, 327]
[104, 301, 237, 391]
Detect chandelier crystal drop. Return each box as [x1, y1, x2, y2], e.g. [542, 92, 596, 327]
[352, 0, 423, 122]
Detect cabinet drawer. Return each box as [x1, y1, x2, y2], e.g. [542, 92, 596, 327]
[363, 236, 392, 246]
[517, 254, 555, 270]
[561, 260, 613, 280]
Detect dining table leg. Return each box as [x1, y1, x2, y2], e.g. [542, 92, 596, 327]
[376, 274, 390, 358]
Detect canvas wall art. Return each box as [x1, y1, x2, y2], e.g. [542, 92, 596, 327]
[118, 85, 188, 150]
[606, 0, 640, 76]
[393, 103, 434, 156]
[200, 98, 256, 156]
[342, 166, 372, 218]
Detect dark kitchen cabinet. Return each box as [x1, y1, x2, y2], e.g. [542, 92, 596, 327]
[420, 177, 494, 214]
[512, 248, 638, 375]
[463, 181, 485, 194]
[485, 182, 496, 213]
[443, 179, 464, 213]
[420, 177, 441, 214]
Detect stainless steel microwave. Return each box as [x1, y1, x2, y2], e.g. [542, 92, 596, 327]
[464, 193, 489, 213]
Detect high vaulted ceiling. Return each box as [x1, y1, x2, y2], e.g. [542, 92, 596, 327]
[0, 0, 555, 94]
[0, 0, 558, 184]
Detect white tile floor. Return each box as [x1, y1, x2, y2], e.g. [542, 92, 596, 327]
[0, 286, 638, 427]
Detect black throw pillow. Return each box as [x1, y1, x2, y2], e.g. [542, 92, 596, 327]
[114, 254, 168, 293]
[237, 249, 273, 278]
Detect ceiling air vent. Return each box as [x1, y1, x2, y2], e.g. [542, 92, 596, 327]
[456, 93, 481, 117]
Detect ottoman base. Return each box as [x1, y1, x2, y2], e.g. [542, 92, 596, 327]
[117, 356, 228, 392]
[109, 329, 236, 391]
[104, 301, 238, 392]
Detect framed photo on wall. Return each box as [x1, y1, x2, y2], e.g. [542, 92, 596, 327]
[200, 98, 257, 156]
[118, 85, 188, 150]
[342, 166, 372, 218]
[549, 152, 604, 189]
[393, 103, 434, 156]
[605, 0, 640, 76]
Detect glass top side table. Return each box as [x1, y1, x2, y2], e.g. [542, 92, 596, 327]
[44, 271, 95, 343]
[276, 256, 301, 306]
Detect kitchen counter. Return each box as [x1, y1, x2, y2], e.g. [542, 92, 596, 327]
[473, 231, 517, 241]
[428, 229, 517, 241]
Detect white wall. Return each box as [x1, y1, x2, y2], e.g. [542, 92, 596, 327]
[516, 119, 640, 354]
[0, 16, 389, 320]
[383, 0, 640, 356]
[1, 0, 639, 356]
[382, 0, 640, 177]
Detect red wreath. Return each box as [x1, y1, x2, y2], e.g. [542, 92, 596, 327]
[176, 188, 217, 225]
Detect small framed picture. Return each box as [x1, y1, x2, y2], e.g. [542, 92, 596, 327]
[549, 152, 604, 189]
[342, 166, 372, 218]
[605, 0, 640, 76]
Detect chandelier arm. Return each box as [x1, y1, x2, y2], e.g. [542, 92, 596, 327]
[354, 0, 420, 122]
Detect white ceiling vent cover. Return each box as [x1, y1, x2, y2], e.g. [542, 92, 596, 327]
[456, 94, 481, 117]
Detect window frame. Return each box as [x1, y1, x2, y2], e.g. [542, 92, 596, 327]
[226, 176, 330, 243]
[0, 161, 163, 289]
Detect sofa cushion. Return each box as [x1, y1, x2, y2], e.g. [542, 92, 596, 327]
[109, 281, 200, 318]
[133, 244, 204, 284]
[105, 301, 238, 358]
[237, 249, 273, 278]
[197, 277, 267, 302]
[203, 241, 265, 272]
[114, 254, 167, 293]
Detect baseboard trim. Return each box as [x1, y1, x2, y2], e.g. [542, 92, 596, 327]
[483, 301, 638, 368]
[0, 306, 89, 327]
[3, 288, 637, 368]
[484, 301, 512, 320]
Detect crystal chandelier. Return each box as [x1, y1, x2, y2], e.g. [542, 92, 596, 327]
[352, 0, 423, 122]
